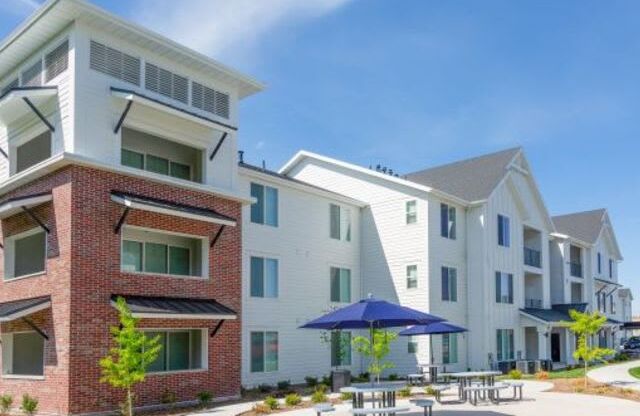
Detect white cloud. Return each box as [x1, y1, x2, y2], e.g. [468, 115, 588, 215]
[133, 0, 351, 61]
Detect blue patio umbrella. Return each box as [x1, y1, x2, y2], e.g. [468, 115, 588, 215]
[399, 322, 468, 365]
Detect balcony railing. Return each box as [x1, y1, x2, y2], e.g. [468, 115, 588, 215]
[523, 247, 541, 268]
[525, 298, 543, 309]
[570, 262, 583, 278]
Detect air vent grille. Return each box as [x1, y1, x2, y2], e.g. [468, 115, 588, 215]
[192, 81, 230, 119]
[90, 40, 141, 86]
[145, 63, 189, 104]
[45, 40, 69, 82]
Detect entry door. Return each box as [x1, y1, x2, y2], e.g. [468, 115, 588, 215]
[551, 333, 561, 362]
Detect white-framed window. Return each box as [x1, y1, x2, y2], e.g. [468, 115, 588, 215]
[406, 265, 418, 289]
[597, 252, 602, 274]
[609, 259, 614, 279]
[496, 329, 514, 361]
[250, 256, 278, 298]
[441, 266, 457, 302]
[407, 336, 418, 354]
[331, 331, 352, 367]
[330, 267, 351, 303]
[4, 228, 47, 280]
[442, 333, 458, 364]
[250, 331, 278, 373]
[495, 271, 514, 304]
[251, 183, 278, 227]
[406, 200, 417, 224]
[121, 227, 206, 278]
[440, 203, 456, 239]
[1, 332, 45, 377]
[330, 204, 351, 241]
[144, 329, 206, 373]
[498, 214, 510, 247]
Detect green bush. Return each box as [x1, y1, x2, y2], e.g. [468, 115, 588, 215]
[614, 353, 630, 362]
[197, 391, 213, 408]
[398, 386, 412, 398]
[277, 380, 291, 391]
[321, 375, 331, 386]
[388, 374, 399, 381]
[340, 392, 353, 401]
[424, 386, 436, 396]
[20, 395, 38, 416]
[305, 376, 318, 387]
[508, 369, 523, 380]
[263, 396, 279, 410]
[258, 384, 274, 393]
[0, 395, 13, 415]
[315, 384, 328, 394]
[311, 389, 328, 404]
[284, 393, 302, 407]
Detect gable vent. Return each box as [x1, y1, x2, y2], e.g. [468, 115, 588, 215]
[145, 63, 189, 104]
[45, 40, 69, 82]
[21, 60, 42, 87]
[192, 82, 230, 119]
[90, 40, 141, 86]
[0, 78, 18, 96]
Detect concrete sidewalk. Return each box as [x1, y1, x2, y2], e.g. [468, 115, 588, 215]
[588, 360, 640, 390]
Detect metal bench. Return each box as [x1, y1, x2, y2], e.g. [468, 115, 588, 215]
[502, 381, 524, 400]
[349, 406, 410, 416]
[410, 399, 434, 416]
[428, 384, 451, 403]
[463, 385, 509, 406]
[314, 403, 335, 416]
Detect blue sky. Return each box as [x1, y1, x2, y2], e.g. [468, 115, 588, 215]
[2, 0, 639, 310]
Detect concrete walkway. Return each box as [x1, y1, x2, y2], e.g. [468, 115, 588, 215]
[195, 380, 640, 416]
[588, 360, 640, 390]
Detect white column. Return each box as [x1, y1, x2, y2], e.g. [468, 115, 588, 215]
[537, 327, 549, 360]
[564, 330, 574, 364]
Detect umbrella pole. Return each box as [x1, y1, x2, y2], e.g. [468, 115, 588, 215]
[430, 336, 433, 365]
[370, 322, 375, 385]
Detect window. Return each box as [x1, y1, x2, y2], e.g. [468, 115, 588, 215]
[5, 228, 46, 280]
[1, 332, 45, 376]
[15, 131, 52, 174]
[610, 295, 616, 314]
[407, 336, 418, 354]
[120, 128, 201, 182]
[331, 331, 352, 367]
[250, 331, 278, 373]
[121, 228, 204, 278]
[498, 214, 510, 247]
[329, 204, 351, 241]
[406, 200, 417, 224]
[442, 333, 458, 364]
[90, 40, 141, 85]
[440, 203, 456, 239]
[441, 267, 458, 302]
[250, 183, 278, 227]
[330, 267, 351, 303]
[495, 272, 514, 304]
[597, 252, 602, 274]
[145, 330, 204, 372]
[406, 265, 418, 289]
[496, 329, 514, 361]
[21, 60, 42, 87]
[609, 259, 614, 279]
[250, 256, 278, 298]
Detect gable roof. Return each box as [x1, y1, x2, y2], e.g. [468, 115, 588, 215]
[552, 209, 606, 244]
[404, 147, 521, 202]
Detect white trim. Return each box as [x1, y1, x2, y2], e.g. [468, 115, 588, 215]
[0, 300, 51, 322]
[0, 87, 58, 103]
[110, 193, 236, 227]
[0, 193, 52, 219]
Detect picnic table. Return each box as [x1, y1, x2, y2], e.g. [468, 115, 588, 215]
[447, 371, 502, 401]
[418, 364, 440, 383]
[341, 382, 408, 415]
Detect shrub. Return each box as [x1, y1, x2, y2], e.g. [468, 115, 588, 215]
[252, 403, 271, 414]
[284, 393, 302, 407]
[258, 384, 274, 393]
[398, 386, 412, 398]
[20, 395, 38, 416]
[277, 380, 291, 391]
[424, 386, 436, 396]
[321, 375, 331, 386]
[0, 395, 13, 415]
[315, 384, 328, 394]
[263, 396, 279, 410]
[507, 369, 523, 380]
[311, 389, 328, 404]
[614, 353, 630, 362]
[340, 392, 353, 401]
[535, 371, 549, 380]
[388, 374, 399, 381]
[197, 391, 213, 408]
[305, 376, 318, 387]
[160, 390, 177, 407]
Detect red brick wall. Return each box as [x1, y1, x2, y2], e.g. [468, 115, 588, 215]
[0, 166, 242, 415]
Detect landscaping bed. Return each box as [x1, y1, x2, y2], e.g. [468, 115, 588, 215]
[550, 378, 640, 402]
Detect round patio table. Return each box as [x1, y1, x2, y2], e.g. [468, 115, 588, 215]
[341, 382, 406, 410]
[447, 371, 502, 401]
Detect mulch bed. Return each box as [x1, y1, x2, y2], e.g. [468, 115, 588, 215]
[549, 378, 640, 402]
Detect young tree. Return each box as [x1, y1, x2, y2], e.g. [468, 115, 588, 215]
[353, 329, 398, 382]
[565, 309, 614, 388]
[100, 297, 162, 416]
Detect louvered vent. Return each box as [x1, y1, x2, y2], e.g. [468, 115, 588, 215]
[90, 40, 140, 86]
[191, 82, 230, 119]
[0, 78, 18, 96]
[145, 63, 189, 104]
[21, 60, 42, 87]
[45, 40, 69, 82]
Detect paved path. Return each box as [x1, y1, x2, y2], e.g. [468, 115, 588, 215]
[588, 360, 640, 390]
[195, 380, 640, 416]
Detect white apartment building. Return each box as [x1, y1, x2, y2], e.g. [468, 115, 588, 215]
[242, 147, 633, 386]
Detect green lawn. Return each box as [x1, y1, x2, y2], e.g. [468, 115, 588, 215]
[629, 367, 640, 380]
[498, 364, 602, 381]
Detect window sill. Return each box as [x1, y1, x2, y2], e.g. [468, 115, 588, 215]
[120, 271, 209, 281]
[2, 374, 45, 380]
[4, 271, 46, 282]
[147, 368, 208, 376]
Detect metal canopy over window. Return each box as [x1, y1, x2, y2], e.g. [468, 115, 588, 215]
[0, 296, 51, 339]
[0, 87, 57, 136]
[0, 192, 52, 234]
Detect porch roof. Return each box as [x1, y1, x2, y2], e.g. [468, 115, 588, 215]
[520, 303, 588, 324]
[0, 296, 51, 322]
[111, 294, 237, 320]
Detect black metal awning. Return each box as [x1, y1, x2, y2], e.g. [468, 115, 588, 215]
[0, 296, 51, 322]
[111, 294, 237, 320]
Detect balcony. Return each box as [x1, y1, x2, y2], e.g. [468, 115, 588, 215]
[570, 262, 583, 278]
[525, 298, 543, 309]
[524, 247, 541, 268]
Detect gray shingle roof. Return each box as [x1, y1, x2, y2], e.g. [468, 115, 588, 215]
[404, 147, 521, 202]
[552, 209, 606, 243]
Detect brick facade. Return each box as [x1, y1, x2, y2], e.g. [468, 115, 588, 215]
[0, 165, 242, 415]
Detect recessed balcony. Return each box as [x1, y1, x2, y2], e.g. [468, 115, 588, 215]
[524, 247, 541, 268]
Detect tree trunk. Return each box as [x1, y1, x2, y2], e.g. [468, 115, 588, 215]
[584, 361, 588, 389]
[127, 388, 133, 416]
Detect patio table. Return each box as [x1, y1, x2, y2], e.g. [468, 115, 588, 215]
[447, 371, 502, 401]
[418, 364, 440, 383]
[341, 382, 406, 411]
